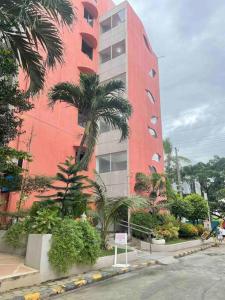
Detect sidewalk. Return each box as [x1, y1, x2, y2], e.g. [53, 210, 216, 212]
[0, 243, 214, 300]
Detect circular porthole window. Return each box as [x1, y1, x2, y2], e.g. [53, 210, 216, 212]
[151, 116, 158, 125]
[148, 127, 157, 138]
[152, 153, 161, 162]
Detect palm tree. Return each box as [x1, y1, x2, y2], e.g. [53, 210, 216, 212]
[0, 0, 75, 94]
[134, 172, 167, 214]
[88, 177, 146, 249]
[49, 73, 132, 169]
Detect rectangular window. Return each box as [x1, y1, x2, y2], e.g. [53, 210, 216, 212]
[98, 154, 110, 173]
[82, 39, 93, 60]
[97, 151, 127, 173]
[112, 40, 126, 59]
[100, 17, 111, 33]
[112, 9, 125, 28]
[100, 46, 111, 63]
[100, 9, 125, 34]
[111, 152, 127, 171]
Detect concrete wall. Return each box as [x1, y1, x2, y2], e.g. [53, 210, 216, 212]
[141, 238, 214, 252]
[25, 234, 138, 283]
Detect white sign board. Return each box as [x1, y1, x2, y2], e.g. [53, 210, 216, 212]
[115, 233, 127, 245]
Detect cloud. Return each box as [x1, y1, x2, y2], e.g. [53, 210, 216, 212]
[165, 105, 210, 134]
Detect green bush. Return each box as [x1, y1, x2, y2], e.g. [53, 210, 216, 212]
[48, 219, 100, 273]
[4, 221, 27, 248]
[28, 208, 61, 234]
[179, 223, 198, 238]
[76, 221, 100, 265]
[155, 223, 179, 241]
[195, 224, 205, 236]
[131, 212, 159, 240]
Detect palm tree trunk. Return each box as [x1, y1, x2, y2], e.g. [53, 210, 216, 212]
[76, 121, 91, 167]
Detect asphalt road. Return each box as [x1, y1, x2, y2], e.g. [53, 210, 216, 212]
[58, 246, 225, 300]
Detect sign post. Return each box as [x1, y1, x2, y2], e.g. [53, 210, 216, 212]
[113, 233, 129, 268]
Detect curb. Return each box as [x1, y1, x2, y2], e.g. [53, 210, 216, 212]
[3, 260, 157, 300]
[173, 243, 214, 259]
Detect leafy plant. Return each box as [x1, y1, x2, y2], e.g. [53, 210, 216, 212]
[75, 221, 101, 265]
[195, 224, 205, 236]
[130, 212, 159, 240]
[48, 219, 100, 273]
[49, 73, 132, 169]
[0, 0, 75, 94]
[168, 195, 194, 220]
[184, 194, 208, 223]
[88, 177, 146, 249]
[179, 223, 198, 238]
[28, 208, 61, 234]
[4, 221, 27, 248]
[155, 223, 179, 241]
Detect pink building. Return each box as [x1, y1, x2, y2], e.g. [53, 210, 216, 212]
[6, 0, 164, 211]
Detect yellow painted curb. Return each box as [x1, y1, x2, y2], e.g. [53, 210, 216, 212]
[92, 273, 103, 281]
[74, 279, 87, 287]
[52, 286, 65, 294]
[24, 292, 40, 300]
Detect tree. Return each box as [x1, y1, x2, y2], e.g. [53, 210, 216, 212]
[134, 172, 166, 214]
[41, 157, 88, 217]
[88, 178, 146, 249]
[48, 73, 132, 169]
[0, 48, 33, 145]
[0, 0, 75, 94]
[163, 138, 190, 183]
[184, 194, 208, 224]
[168, 195, 193, 220]
[182, 156, 225, 214]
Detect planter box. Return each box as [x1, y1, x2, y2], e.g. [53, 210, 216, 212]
[152, 238, 165, 245]
[141, 238, 214, 252]
[0, 230, 26, 256]
[25, 234, 138, 283]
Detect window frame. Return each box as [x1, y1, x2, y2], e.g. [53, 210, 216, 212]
[97, 151, 127, 173]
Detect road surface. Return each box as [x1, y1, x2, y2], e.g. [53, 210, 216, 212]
[58, 246, 225, 300]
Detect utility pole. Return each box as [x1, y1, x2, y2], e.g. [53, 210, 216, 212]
[175, 147, 182, 196]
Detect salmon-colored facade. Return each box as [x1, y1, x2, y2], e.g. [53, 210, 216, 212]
[5, 0, 164, 211]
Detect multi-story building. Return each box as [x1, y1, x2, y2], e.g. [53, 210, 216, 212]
[5, 0, 164, 211]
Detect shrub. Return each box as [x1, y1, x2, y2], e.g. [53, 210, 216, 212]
[76, 221, 100, 265]
[179, 223, 198, 238]
[4, 221, 27, 248]
[131, 212, 159, 240]
[155, 223, 179, 241]
[28, 208, 61, 234]
[48, 219, 100, 273]
[195, 224, 205, 236]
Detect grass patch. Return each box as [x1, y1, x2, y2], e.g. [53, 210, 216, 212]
[166, 238, 198, 245]
[100, 247, 132, 257]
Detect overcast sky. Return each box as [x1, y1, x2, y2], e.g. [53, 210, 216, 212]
[114, 0, 225, 163]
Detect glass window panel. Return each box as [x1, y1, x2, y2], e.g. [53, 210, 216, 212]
[82, 39, 93, 60]
[151, 116, 158, 125]
[112, 40, 126, 59]
[100, 47, 111, 64]
[148, 127, 157, 138]
[152, 153, 161, 162]
[149, 166, 157, 174]
[100, 17, 111, 33]
[149, 69, 156, 78]
[84, 8, 94, 27]
[146, 90, 155, 104]
[98, 154, 110, 173]
[111, 151, 127, 171]
[112, 9, 125, 28]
